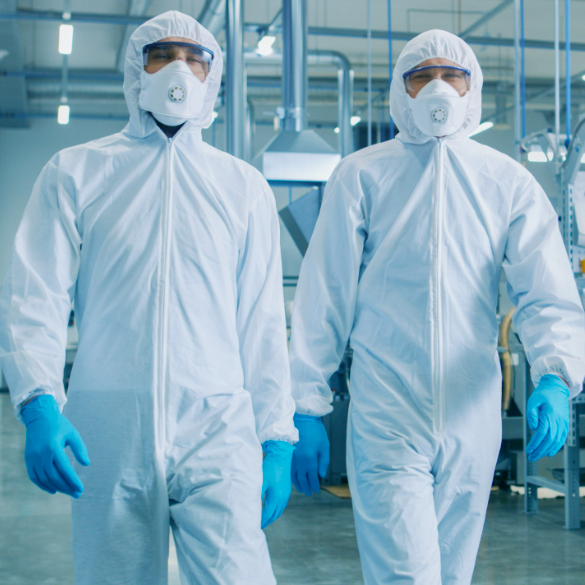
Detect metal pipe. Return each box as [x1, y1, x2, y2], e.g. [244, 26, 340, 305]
[282, 0, 307, 132]
[500, 308, 516, 412]
[555, 0, 560, 153]
[198, 0, 226, 36]
[309, 52, 354, 156]
[61, 0, 71, 106]
[1, 9, 149, 25]
[387, 0, 394, 140]
[61, 54, 69, 102]
[225, 0, 245, 158]
[246, 96, 255, 162]
[566, 0, 571, 143]
[366, 0, 372, 146]
[521, 0, 526, 139]
[514, 0, 521, 162]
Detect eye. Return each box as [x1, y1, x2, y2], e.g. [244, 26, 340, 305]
[151, 50, 171, 61]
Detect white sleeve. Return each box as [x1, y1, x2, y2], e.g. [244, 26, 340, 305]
[503, 179, 585, 398]
[236, 179, 298, 444]
[0, 159, 81, 417]
[289, 173, 367, 416]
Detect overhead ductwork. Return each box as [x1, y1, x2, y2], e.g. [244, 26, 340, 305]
[198, 0, 227, 37]
[252, 0, 341, 183]
[245, 50, 354, 158]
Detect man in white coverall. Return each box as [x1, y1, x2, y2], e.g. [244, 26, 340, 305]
[289, 30, 585, 585]
[0, 11, 297, 585]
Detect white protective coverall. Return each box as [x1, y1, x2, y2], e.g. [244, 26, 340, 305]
[0, 11, 297, 585]
[289, 29, 585, 585]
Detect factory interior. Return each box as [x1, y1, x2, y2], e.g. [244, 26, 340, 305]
[1, 1, 585, 584]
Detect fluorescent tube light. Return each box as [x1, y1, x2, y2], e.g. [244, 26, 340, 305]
[469, 121, 494, 137]
[527, 151, 549, 162]
[257, 35, 276, 56]
[59, 24, 74, 55]
[58, 104, 70, 124]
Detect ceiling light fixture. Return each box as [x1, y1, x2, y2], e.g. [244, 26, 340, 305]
[58, 103, 70, 125]
[468, 121, 494, 137]
[59, 24, 74, 55]
[257, 35, 276, 56]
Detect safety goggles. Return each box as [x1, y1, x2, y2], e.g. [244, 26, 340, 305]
[403, 65, 471, 96]
[142, 41, 214, 79]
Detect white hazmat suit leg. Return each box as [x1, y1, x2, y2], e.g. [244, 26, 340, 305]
[0, 11, 297, 585]
[289, 30, 585, 585]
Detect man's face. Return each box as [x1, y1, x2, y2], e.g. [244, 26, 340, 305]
[404, 57, 470, 98]
[143, 36, 211, 82]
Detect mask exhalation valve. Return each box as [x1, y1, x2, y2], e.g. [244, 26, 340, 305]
[431, 107, 447, 123]
[168, 86, 186, 103]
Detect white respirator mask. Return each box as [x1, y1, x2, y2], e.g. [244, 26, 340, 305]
[139, 59, 208, 126]
[407, 79, 470, 138]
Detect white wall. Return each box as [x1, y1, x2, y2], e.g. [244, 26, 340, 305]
[0, 118, 127, 280]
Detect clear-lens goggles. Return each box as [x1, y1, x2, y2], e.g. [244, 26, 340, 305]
[143, 41, 214, 79]
[403, 65, 471, 96]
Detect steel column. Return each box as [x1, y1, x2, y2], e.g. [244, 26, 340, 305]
[282, 0, 307, 132]
[226, 0, 245, 158]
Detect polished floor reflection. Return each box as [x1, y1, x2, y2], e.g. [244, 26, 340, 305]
[1, 394, 583, 584]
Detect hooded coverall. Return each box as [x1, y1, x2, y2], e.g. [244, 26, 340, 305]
[289, 29, 585, 585]
[0, 11, 297, 585]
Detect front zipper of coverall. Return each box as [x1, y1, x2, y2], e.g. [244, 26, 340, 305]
[431, 140, 445, 434]
[156, 139, 175, 451]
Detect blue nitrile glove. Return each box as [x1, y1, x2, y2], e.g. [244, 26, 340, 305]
[21, 395, 90, 498]
[291, 413, 330, 497]
[526, 375, 570, 462]
[261, 440, 295, 529]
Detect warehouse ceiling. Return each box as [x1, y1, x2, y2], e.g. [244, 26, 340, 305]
[2, 0, 585, 129]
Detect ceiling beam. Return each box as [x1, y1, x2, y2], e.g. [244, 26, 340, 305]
[3, 10, 585, 53]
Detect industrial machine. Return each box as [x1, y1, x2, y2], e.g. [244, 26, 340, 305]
[520, 117, 585, 529]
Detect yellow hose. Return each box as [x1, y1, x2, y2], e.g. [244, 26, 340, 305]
[500, 308, 516, 412]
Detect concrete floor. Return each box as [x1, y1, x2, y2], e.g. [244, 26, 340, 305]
[1, 393, 584, 585]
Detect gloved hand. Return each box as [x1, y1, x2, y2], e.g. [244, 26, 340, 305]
[21, 395, 90, 498]
[526, 375, 570, 462]
[291, 413, 330, 497]
[261, 440, 295, 529]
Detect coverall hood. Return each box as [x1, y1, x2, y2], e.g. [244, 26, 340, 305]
[390, 29, 483, 144]
[123, 10, 223, 138]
